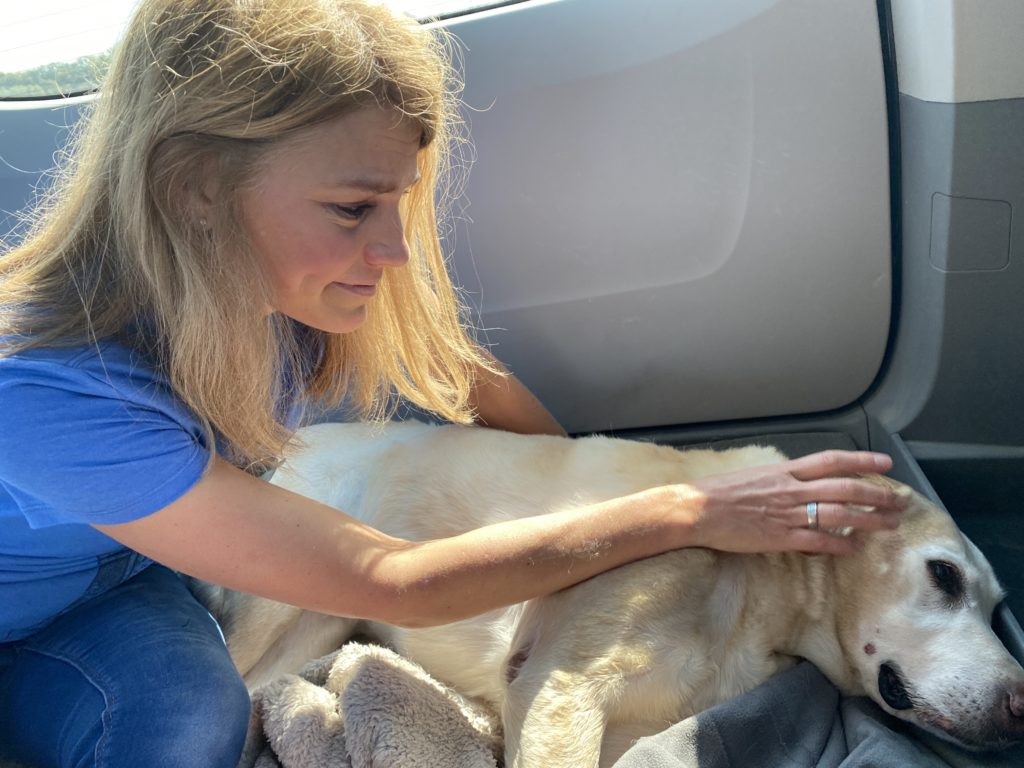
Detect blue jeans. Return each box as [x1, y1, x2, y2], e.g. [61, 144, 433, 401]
[0, 564, 250, 768]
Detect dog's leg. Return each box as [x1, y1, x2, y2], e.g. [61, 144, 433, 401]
[500, 595, 628, 768]
[503, 667, 608, 768]
[499, 552, 720, 767]
[242, 611, 362, 688]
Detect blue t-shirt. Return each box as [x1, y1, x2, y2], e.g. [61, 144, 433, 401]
[0, 339, 212, 641]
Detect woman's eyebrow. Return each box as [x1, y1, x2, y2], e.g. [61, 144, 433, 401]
[327, 173, 422, 194]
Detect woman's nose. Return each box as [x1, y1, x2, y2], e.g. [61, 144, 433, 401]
[364, 206, 411, 267]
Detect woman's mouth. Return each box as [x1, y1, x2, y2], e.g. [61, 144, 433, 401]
[333, 282, 377, 297]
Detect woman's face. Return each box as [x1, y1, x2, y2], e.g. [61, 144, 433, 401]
[238, 107, 422, 333]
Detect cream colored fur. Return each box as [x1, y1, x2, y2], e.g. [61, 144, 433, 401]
[194, 422, 1024, 766]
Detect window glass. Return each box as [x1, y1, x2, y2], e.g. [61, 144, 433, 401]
[0, 1, 138, 99]
[391, 1, 516, 18]
[0, 0, 519, 100]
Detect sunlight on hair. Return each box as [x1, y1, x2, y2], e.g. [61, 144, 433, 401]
[0, 1, 505, 97]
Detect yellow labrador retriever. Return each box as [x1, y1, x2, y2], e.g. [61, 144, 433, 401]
[196, 421, 1024, 766]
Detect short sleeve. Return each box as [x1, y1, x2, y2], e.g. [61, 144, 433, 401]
[0, 347, 211, 528]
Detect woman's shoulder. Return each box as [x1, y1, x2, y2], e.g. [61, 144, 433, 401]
[1, 337, 157, 388]
[0, 337, 191, 426]
[0, 336, 210, 529]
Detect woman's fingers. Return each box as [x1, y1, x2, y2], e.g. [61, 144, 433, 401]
[782, 450, 909, 515]
[797, 476, 909, 513]
[806, 502, 902, 533]
[686, 449, 912, 555]
[786, 450, 893, 481]
[787, 528, 865, 556]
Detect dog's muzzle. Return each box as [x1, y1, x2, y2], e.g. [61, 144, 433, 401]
[878, 662, 914, 710]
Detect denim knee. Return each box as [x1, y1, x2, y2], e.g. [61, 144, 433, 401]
[0, 645, 250, 768]
[161, 672, 252, 768]
[107, 669, 251, 768]
[5, 565, 254, 768]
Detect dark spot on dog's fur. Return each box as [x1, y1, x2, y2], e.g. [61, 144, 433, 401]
[506, 646, 530, 685]
[864, 643, 876, 656]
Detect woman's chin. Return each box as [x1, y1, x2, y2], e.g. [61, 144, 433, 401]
[279, 304, 369, 335]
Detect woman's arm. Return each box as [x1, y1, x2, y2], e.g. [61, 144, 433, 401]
[468, 349, 567, 437]
[94, 449, 906, 628]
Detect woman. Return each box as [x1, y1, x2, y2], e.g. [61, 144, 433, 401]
[0, 1, 907, 766]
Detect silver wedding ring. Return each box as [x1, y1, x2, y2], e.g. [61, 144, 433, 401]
[806, 501, 819, 530]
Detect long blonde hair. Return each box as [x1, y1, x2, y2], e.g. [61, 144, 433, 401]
[0, 0, 492, 467]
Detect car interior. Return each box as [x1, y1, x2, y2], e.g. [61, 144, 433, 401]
[1, 0, 1021, 765]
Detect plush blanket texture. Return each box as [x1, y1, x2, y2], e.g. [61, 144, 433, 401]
[237, 643, 502, 768]
[237, 647, 1024, 768]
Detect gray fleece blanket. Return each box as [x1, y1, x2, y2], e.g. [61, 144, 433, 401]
[616, 661, 1024, 768]
[237, 644, 1024, 768]
[237, 643, 502, 768]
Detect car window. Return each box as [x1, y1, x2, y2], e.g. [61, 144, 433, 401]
[0, 1, 135, 99]
[0, 0, 518, 100]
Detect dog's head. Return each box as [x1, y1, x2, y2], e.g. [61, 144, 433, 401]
[835, 479, 1024, 750]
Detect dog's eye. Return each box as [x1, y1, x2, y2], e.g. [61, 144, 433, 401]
[927, 560, 965, 602]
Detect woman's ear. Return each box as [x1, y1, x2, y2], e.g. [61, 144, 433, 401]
[152, 136, 225, 231]
[185, 153, 222, 228]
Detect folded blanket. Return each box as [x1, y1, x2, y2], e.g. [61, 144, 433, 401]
[236, 642, 502, 768]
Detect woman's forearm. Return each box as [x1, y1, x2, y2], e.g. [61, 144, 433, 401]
[359, 485, 698, 627]
[96, 459, 696, 627]
[348, 451, 910, 628]
[468, 350, 567, 437]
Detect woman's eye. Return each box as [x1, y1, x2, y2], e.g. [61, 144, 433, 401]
[330, 203, 371, 220]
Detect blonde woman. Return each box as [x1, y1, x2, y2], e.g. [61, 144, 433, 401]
[0, 1, 908, 765]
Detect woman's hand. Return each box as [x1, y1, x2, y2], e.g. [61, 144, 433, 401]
[683, 450, 910, 555]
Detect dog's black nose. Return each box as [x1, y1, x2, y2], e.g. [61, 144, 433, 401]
[878, 663, 914, 711]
